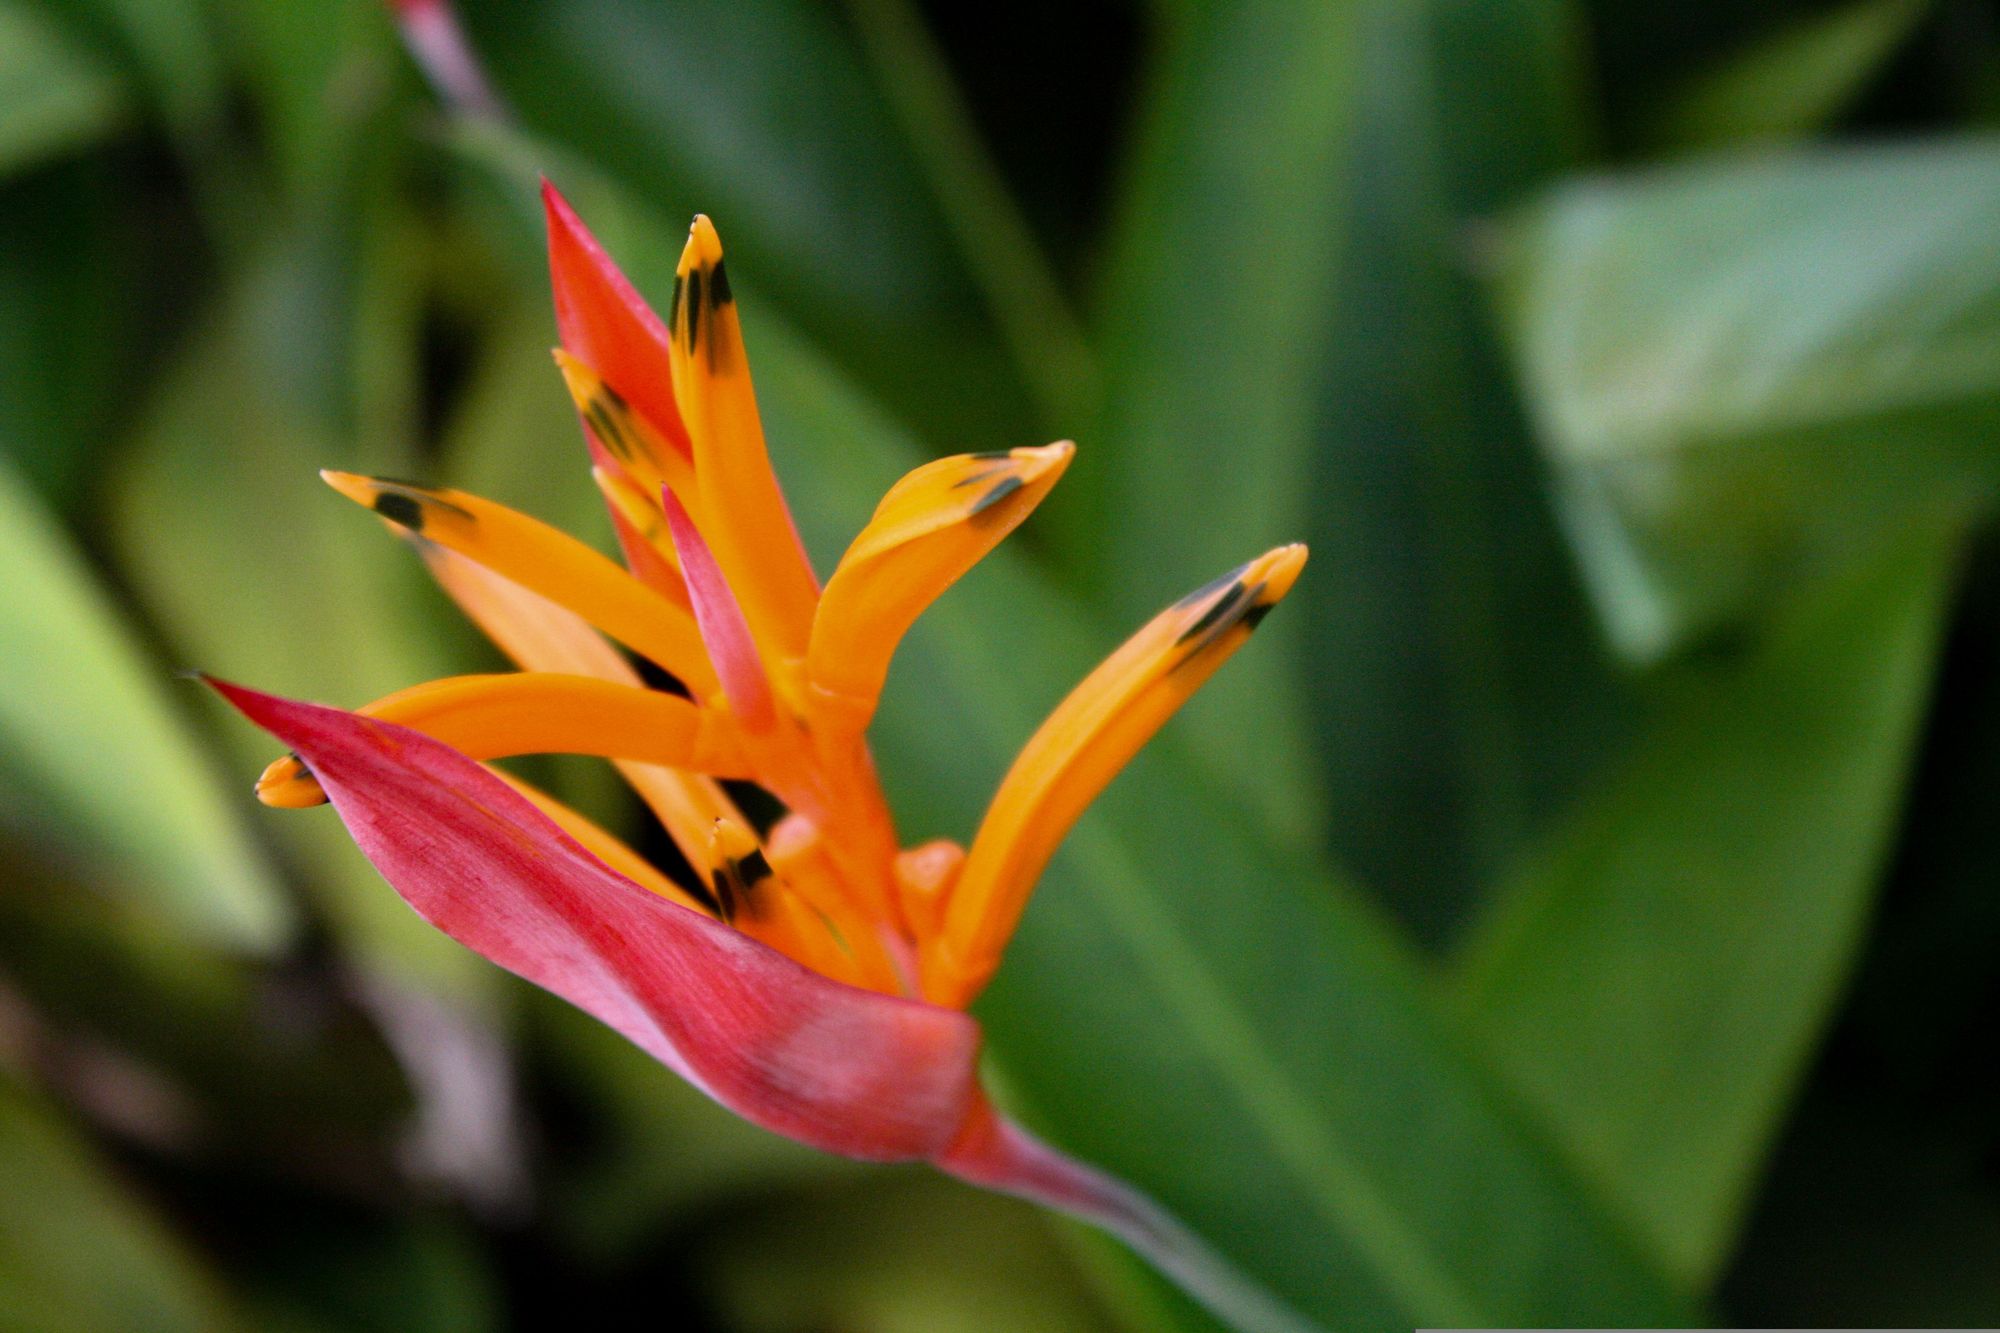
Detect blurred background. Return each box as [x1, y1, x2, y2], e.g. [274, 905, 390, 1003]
[1, 0, 1998, 1328]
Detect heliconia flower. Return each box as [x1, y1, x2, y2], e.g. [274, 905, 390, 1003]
[217, 181, 1309, 1331]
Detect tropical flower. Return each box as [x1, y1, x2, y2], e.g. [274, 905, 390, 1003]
[215, 182, 1307, 1328]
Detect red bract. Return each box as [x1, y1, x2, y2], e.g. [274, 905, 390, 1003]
[217, 681, 977, 1159]
[217, 679, 1312, 1333]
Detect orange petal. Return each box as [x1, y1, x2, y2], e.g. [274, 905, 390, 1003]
[896, 839, 966, 943]
[808, 443, 1072, 730]
[767, 813, 910, 994]
[254, 671, 749, 806]
[412, 542, 786, 937]
[554, 349, 697, 519]
[668, 216, 820, 663]
[922, 545, 1308, 1006]
[574, 461, 690, 604]
[321, 471, 718, 698]
[702, 816, 870, 985]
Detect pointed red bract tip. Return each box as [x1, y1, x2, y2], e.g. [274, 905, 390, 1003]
[207, 677, 983, 1160]
[542, 181, 691, 460]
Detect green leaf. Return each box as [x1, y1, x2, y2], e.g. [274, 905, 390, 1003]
[697, 1173, 1126, 1333]
[0, 156, 159, 515]
[1645, 0, 1931, 153]
[38, 0, 254, 252]
[753, 317, 1693, 1332]
[1083, 0, 1370, 847]
[1300, 0, 1625, 940]
[1452, 511, 1960, 1286]
[108, 264, 493, 1003]
[1491, 139, 2000, 661]
[458, 0, 1035, 453]
[447, 142, 1692, 1330]
[205, 0, 399, 200]
[0, 1, 128, 177]
[0, 455, 292, 952]
[0, 1072, 237, 1331]
[44, 0, 223, 146]
[838, 0, 1099, 433]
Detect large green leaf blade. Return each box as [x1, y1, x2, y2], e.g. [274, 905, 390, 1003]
[0, 157, 165, 516]
[38, 0, 223, 146]
[0, 456, 292, 953]
[459, 0, 1035, 452]
[1491, 139, 2000, 661]
[754, 317, 1692, 1332]
[108, 272, 492, 1003]
[1300, 0, 1629, 939]
[1644, 0, 1930, 153]
[0, 1073, 238, 1331]
[1083, 0, 1370, 845]
[1453, 513, 1960, 1285]
[0, 1, 128, 177]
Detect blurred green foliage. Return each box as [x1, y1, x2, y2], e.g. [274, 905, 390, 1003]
[0, 0, 1996, 1329]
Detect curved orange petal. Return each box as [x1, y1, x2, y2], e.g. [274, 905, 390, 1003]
[254, 672, 748, 806]
[411, 544, 794, 950]
[808, 443, 1072, 730]
[321, 471, 718, 698]
[923, 545, 1308, 1005]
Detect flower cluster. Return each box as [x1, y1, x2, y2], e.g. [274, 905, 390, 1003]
[218, 182, 1304, 1328]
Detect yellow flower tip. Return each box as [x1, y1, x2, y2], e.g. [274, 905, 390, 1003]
[1250, 542, 1309, 605]
[870, 441, 1073, 524]
[965, 441, 1072, 521]
[558, 348, 698, 496]
[1158, 541, 1308, 667]
[255, 752, 327, 808]
[319, 467, 364, 498]
[671, 216, 740, 370]
[706, 816, 777, 925]
[1012, 438, 1075, 479]
[550, 348, 637, 428]
[550, 345, 594, 395]
[319, 471, 466, 537]
[681, 213, 725, 271]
